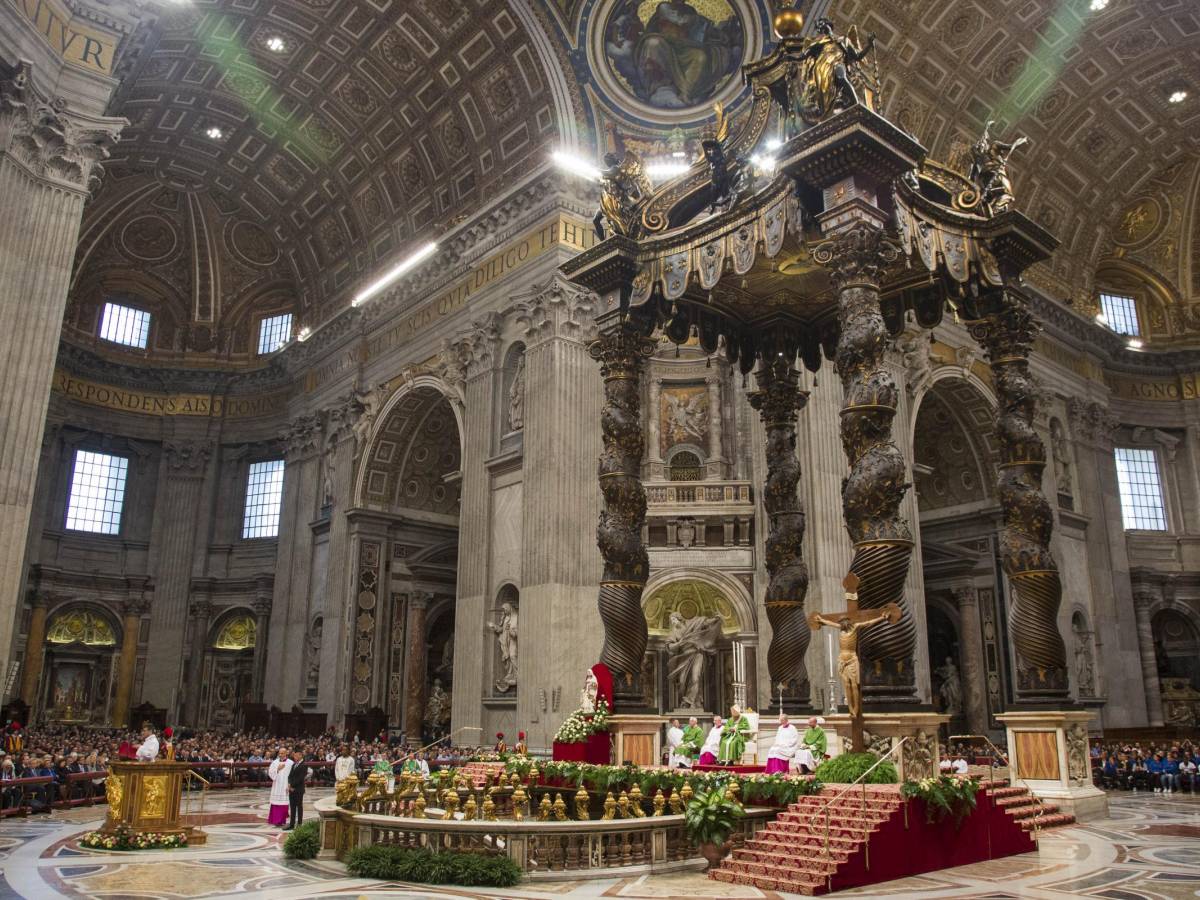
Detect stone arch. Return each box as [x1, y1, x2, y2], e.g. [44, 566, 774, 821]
[40, 601, 122, 724]
[641, 569, 756, 636]
[354, 379, 464, 515]
[44, 602, 123, 648]
[1095, 257, 1185, 338]
[912, 376, 999, 513]
[1153, 606, 1200, 689]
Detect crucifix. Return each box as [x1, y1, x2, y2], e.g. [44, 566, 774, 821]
[807, 573, 901, 753]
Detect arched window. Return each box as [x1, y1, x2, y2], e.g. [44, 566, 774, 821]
[46, 609, 117, 647]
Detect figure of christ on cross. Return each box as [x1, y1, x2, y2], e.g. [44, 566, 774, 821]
[807, 573, 901, 752]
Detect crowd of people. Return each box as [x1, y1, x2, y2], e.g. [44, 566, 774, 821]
[1092, 741, 1200, 794]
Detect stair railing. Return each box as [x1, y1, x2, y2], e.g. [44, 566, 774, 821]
[815, 736, 910, 889]
[183, 769, 211, 839]
[950, 733, 1047, 840]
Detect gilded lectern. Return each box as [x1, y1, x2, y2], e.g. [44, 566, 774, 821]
[102, 761, 205, 844]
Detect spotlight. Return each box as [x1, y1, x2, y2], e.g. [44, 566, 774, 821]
[766, 137, 783, 151]
[750, 153, 777, 174]
[1089, 0, 1108, 10]
[551, 150, 602, 181]
[1094, 312, 1108, 325]
[265, 36, 286, 53]
[353, 241, 439, 306]
[646, 160, 690, 179]
[205, 126, 224, 140]
[1127, 338, 1144, 350]
[297, 327, 311, 342]
[1168, 90, 1188, 104]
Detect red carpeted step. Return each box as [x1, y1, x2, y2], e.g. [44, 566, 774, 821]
[1020, 812, 1075, 831]
[712, 866, 824, 896]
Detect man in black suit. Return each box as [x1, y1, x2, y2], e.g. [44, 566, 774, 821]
[283, 749, 307, 831]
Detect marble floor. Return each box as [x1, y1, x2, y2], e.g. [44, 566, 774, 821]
[0, 789, 1196, 899]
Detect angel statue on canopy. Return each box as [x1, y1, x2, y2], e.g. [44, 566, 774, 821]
[789, 17, 876, 128]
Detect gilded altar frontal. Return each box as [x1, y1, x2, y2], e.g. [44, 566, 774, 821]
[0, 0, 1199, 893]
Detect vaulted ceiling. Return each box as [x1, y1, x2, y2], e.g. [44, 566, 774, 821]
[65, 0, 1200, 367]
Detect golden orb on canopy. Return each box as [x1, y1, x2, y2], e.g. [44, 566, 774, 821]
[773, 4, 804, 38]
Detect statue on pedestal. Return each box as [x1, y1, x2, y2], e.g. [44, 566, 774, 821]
[969, 120, 1029, 216]
[488, 603, 518, 693]
[789, 17, 876, 128]
[935, 657, 963, 716]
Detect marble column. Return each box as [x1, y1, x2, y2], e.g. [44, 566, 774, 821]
[707, 376, 724, 477]
[144, 439, 212, 714]
[112, 595, 147, 727]
[252, 587, 272, 702]
[404, 592, 430, 744]
[185, 597, 214, 727]
[17, 595, 49, 707]
[1132, 591, 1164, 727]
[953, 584, 988, 735]
[0, 65, 123, 681]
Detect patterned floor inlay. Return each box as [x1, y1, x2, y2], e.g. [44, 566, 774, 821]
[0, 791, 1198, 899]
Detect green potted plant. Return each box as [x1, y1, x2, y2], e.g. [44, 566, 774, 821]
[684, 787, 744, 870]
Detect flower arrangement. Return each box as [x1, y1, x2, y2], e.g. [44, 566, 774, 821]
[900, 774, 981, 825]
[553, 698, 610, 744]
[79, 825, 187, 851]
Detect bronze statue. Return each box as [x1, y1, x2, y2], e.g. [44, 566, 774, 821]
[807, 574, 901, 721]
[790, 18, 876, 128]
[701, 102, 750, 214]
[594, 151, 651, 240]
[969, 120, 1029, 216]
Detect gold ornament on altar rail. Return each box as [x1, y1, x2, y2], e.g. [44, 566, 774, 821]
[629, 784, 647, 817]
[538, 795, 552, 821]
[463, 795, 477, 821]
[482, 794, 497, 821]
[668, 788, 682, 814]
[553, 793, 568, 821]
[680, 781, 694, 807]
[512, 786, 527, 821]
[413, 793, 426, 819]
[617, 790, 631, 818]
[335, 774, 359, 808]
[575, 787, 590, 821]
[442, 790, 459, 820]
[602, 791, 617, 820]
[653, 789, 666, 816]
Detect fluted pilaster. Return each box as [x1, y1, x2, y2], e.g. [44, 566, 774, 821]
[953, 585, 988, 734]
[112, 592, 148, 727]
[1133, 592, 1164, 727]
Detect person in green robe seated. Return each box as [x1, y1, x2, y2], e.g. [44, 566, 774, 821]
[803, 716, 828, 758]
[718, 705, 751, 764]
[681, 717, 704, 764]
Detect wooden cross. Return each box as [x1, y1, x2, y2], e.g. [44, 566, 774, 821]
[807, 573, 901, 753]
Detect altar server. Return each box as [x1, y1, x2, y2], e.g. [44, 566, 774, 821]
[765, 713, 800, 774]
[267, 747, 293, 827]
[666, 719, 686, 768]
[698, 715, 723, 766]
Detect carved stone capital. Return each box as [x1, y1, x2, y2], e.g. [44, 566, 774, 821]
[0, 62, 124, 192]
[122, 596, 150, 618]
[1132, 591, 1158, 613]
[409, 591, 432, 612]
[952, 584, 978, 608]
[323, 392, 368, 446]
[281, 413, 322, 460]
[515, 279, 600, 347]
[588, 326, 656, 380]
[446, 311, 502, 380]
[812, 221, 901, 290]
[252, 596, 273, 618]
[189, 599, 214, 621]
[164, 440, 212, 474]
[1066, 398, 1119, 447]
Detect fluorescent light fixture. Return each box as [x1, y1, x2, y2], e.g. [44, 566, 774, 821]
[205, 126, 224, 140]
[266, 36, 286, 52]
[552, 150, 601, 181]
[353, 241, 438, 306]
[1168, 90, 1188, 104]
[646, 161, 690, 179]
[1089, 0, 1108, 9]
[297, 327, 311, 342]
[1127, 338, 1144, 350]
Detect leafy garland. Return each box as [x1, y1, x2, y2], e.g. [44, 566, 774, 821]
[80, 825, 187, 851]
[502, 759, 822, 806]
[552, 698, 610, 744]
[900, 774, 981, 825]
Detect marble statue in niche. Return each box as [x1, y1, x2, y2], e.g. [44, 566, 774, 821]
[935, 656, 963, 716]
[1050, 418, 1073, 496]
[507, 354, 525, 432]
[666, 611, 721, 709]
[424, 677, 451, 728]
[305, 618, 323, 695]
[1073, 617, 1096, 697]
[489, 602, 519, 693]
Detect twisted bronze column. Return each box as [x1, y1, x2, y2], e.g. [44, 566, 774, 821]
[815, 222, 917, 702]
[969, 295, 1068, 700]
[589, 324, 656, 704]
[748, 357, 811, 708]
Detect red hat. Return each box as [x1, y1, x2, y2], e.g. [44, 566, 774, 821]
[496, 732, 504, 739]
[518, 732, 526, 740]
[163, 727, 173, 739]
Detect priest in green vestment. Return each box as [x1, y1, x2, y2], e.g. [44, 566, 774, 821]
[803, 716, 828, 757]
[680, 717, 704, 762]
[717, 705, 751, 763]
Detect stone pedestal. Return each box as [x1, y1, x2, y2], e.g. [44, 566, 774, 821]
[609, 714, 666, 766]
[997, 710, 1108, 821]
[824, 711, 949, 781]
[102, 761, 203, 842]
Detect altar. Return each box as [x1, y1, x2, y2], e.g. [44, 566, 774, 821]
[102, 761, 204, 843]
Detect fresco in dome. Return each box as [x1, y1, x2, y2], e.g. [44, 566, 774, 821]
[602, 0, 745, 110]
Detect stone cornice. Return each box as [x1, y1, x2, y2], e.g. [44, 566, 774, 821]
[55, 340, 292, 394]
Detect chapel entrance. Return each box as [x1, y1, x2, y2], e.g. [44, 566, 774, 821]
[39, 606, 119, 725]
